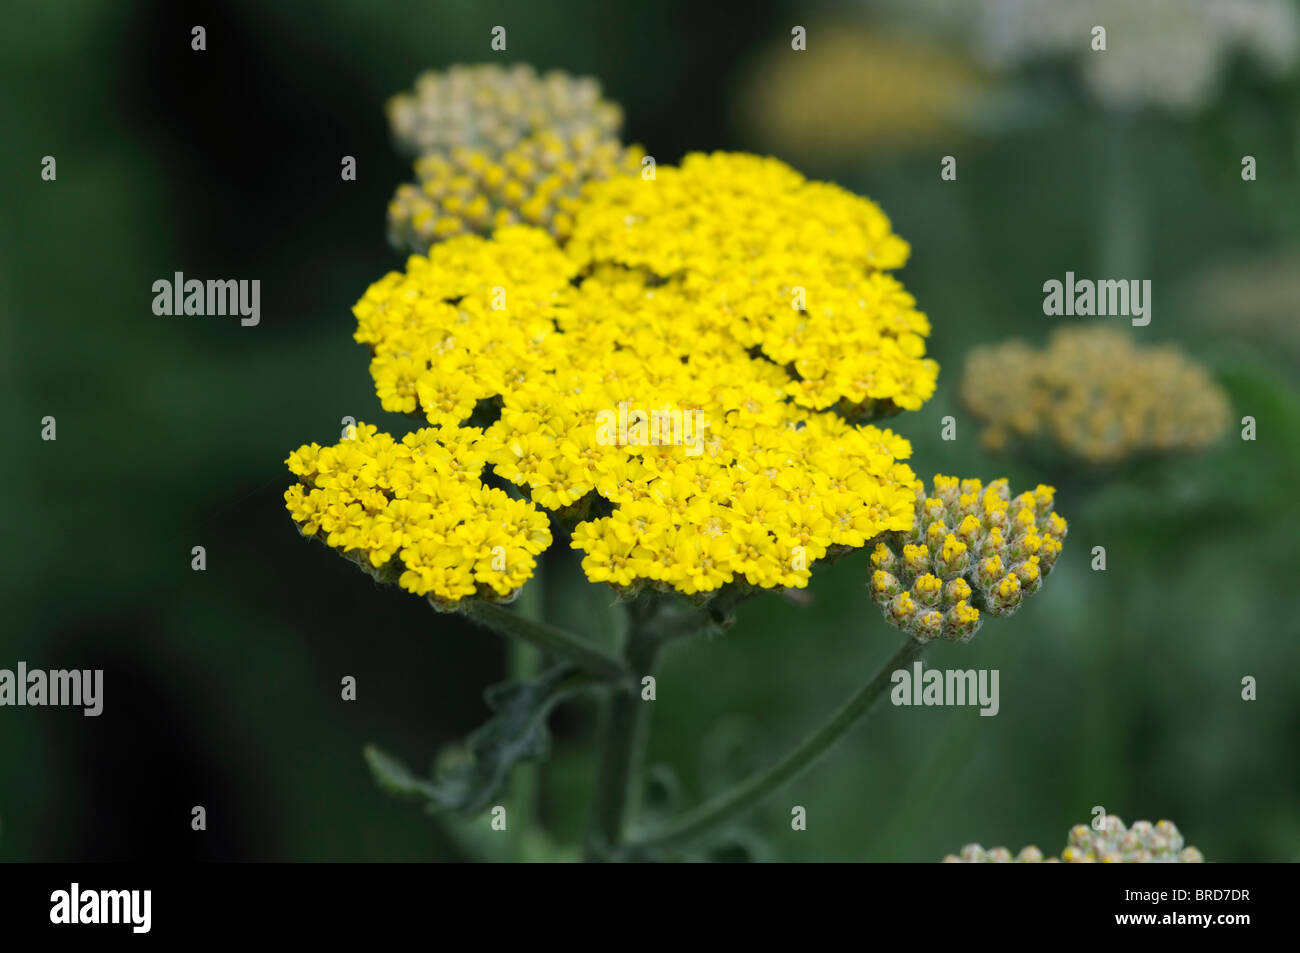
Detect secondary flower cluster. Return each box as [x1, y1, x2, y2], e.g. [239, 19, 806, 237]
[944, 816, 1204, 863]
[385, 65, 642, 254]
[388, 133, 644, 251]
[869, 475, 1066, 642]
[960, 326, 1231, 464]
[387, 64, 625, 157]
[284, 423, 551, 604]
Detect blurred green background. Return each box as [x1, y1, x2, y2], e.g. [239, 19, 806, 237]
[3, 0, 1298, 861]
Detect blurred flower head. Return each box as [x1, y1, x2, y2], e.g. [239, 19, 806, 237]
[945, 816, 1204, 863]
[870, 474, 1065, 642]
[735, 23, 988, 161]
[872, 0, 1300, 114]
[385, 65, 642, 253]
[979, 0, 1299, 113]
[960, 326, 1232, 465]
[386, 64, 624, 157]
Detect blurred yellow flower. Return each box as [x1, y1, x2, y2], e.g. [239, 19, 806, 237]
[960, 326, 1231, 464]
[734, 24, 989, 160]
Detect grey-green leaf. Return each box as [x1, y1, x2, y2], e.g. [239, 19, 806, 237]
[365, 663, 590, 816]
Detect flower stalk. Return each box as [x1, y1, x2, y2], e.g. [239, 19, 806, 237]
[508, 569, 546, 832]
[633, 635, 927, 853]
[458, 598, 628, 683]
[588, 602, 662, 859]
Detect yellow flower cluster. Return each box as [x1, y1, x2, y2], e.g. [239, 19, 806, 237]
[960, 326, 1231, 464]
[384, 65, 642, 254]
[944, 817, 1204, 863]
[386, 64, 624, 158]
[869, 474, 1066, 642]
[352, 147, 942, 596]
[567, 152, 938, 413]
[284, 422, 551, 605]
[293, 146, 952, 600]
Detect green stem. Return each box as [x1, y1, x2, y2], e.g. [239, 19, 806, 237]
[633, 635, 927, 852]
[1100, 114, 1143, 277]
[458, 599, 628, 683]
[587, 601, 662, 858]
[509, 574, 546, 834]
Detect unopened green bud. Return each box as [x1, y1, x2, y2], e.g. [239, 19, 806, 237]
[943, 600, 982, 642]
[913, 608, 944, 642]
[871, 569, 901, 602]
[870, 473, 1067, 644]
[887, 591, 918, 627]
[869, 541, 897, 573]
[912, 573, 943, 608]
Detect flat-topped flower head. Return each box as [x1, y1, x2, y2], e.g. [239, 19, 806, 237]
[285, 422, 551, 608]
[944, 816, 1204, 863]
[960, 326, 1231, 465]
[869, 474, 1067, 642]
[339, 153, 943, 602]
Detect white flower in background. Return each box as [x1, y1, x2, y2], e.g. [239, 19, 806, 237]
[869, 0, 1300, 113]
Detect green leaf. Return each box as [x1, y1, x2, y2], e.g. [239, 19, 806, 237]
[366, 663, 591, 816]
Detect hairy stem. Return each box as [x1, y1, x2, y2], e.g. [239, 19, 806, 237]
[633, 635, 927, 852]
[458, 598, 628, 683]
[587, 601, 662, 858]
[508, 572, 546, 833]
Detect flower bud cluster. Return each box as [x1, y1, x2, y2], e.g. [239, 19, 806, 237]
[384, 65, 642, 254]
[870, 474, 1066, 642]
[944, 816, 1204, 863]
